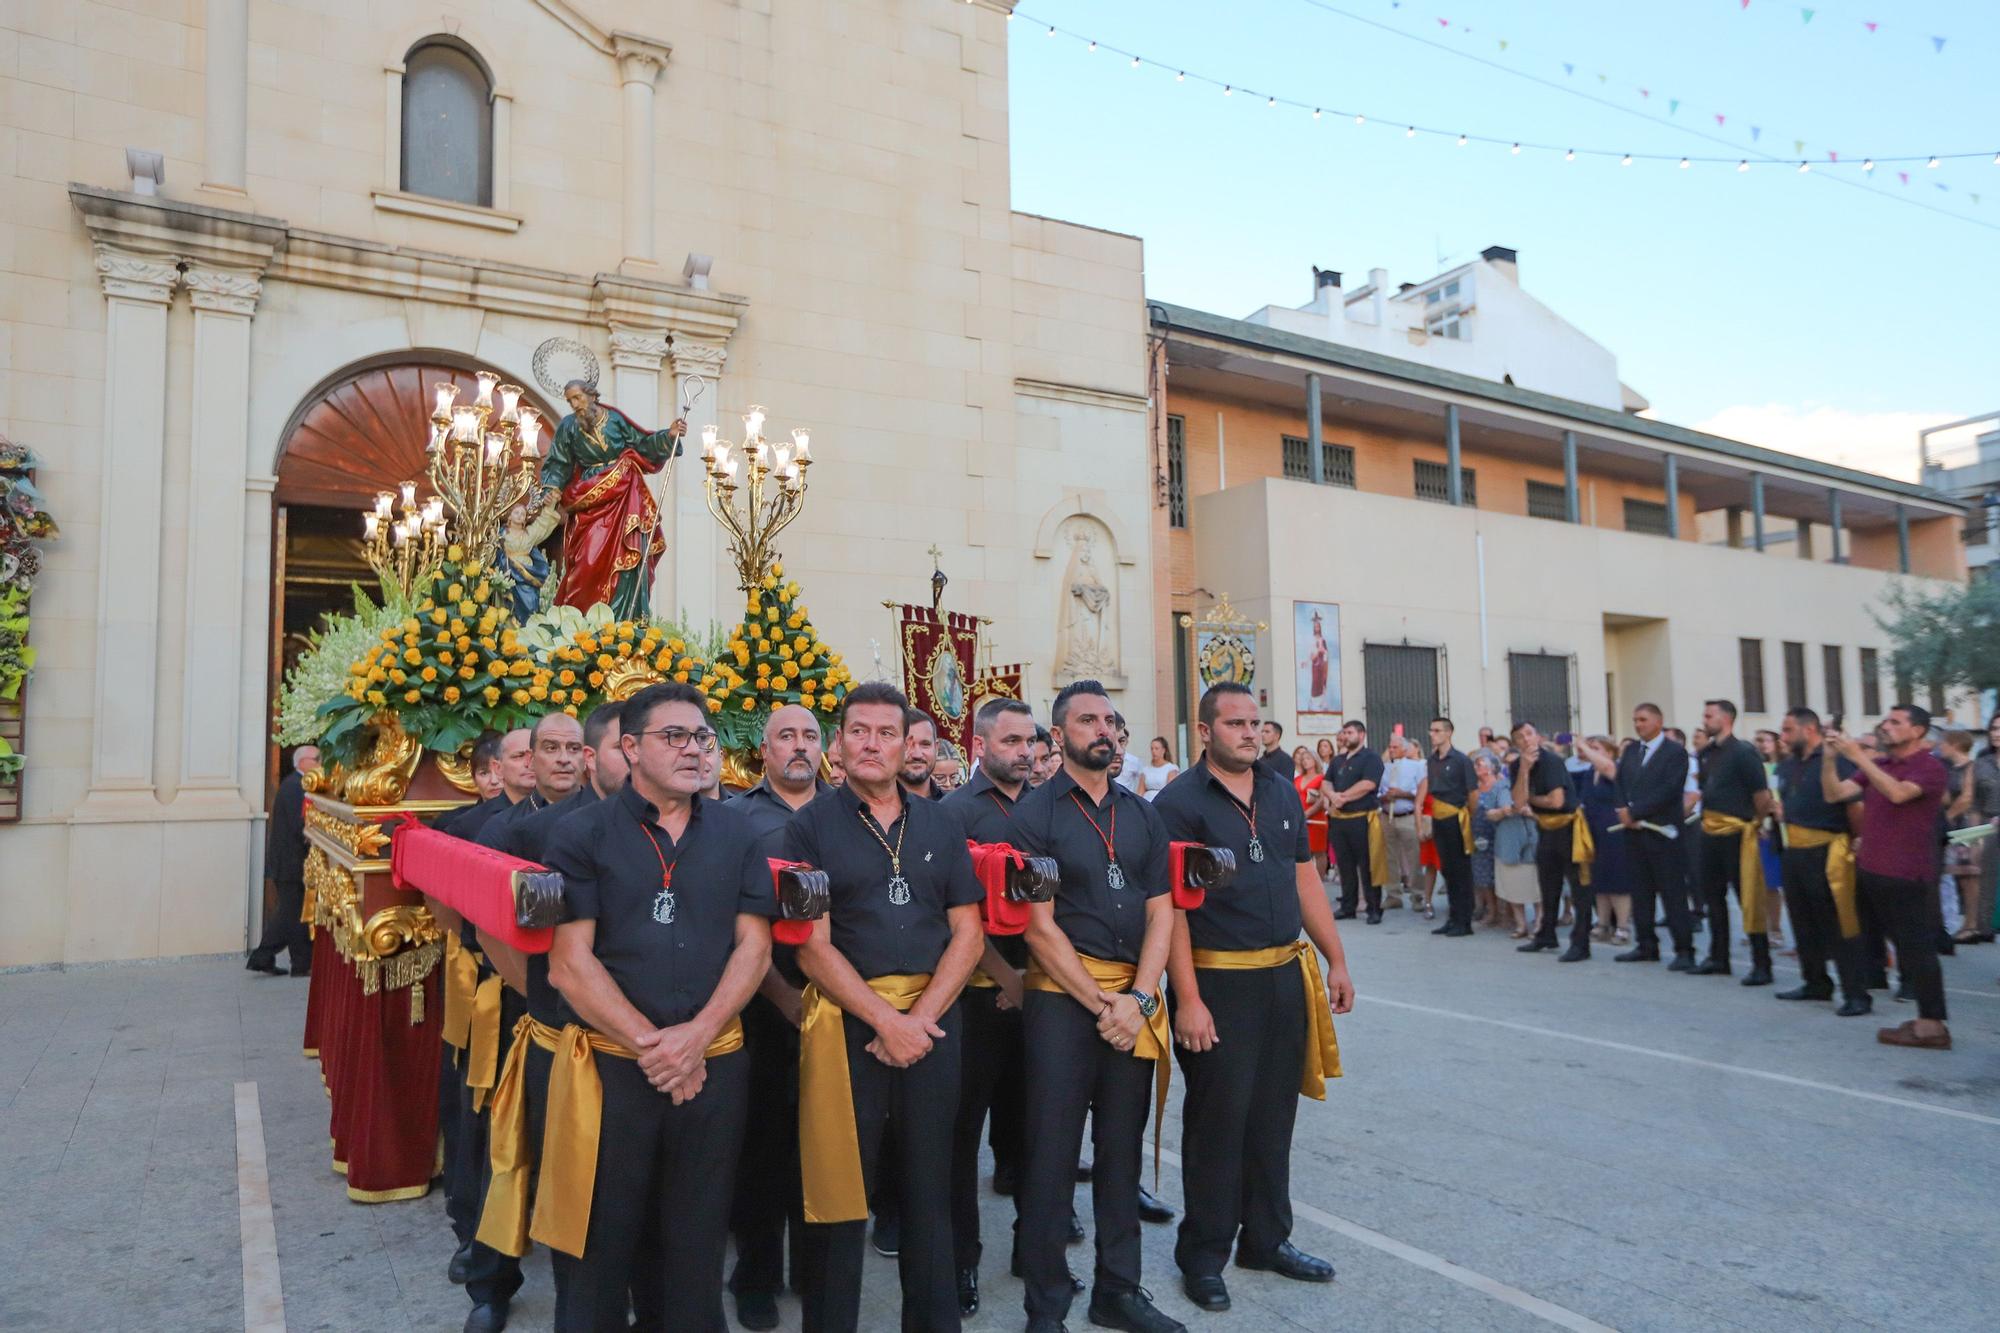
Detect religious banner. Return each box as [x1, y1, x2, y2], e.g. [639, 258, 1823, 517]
[1181, 592, 1265, 695]
[1294, 601, 1343, 734]
[893, 604, 980, 754]
[971, 662, 1026, 721]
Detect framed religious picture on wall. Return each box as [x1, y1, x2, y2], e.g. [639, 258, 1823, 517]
[1294, 601, 1342, 734]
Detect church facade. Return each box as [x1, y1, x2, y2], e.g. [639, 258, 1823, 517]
[1, 0, 1152, 967]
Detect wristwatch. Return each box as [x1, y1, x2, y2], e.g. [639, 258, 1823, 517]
[1126, 989, 1159, 1019]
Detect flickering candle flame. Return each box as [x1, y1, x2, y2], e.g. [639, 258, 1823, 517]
[701, 423, 719, 453]
[475, 371, 499, 408]
[452, 408, 479, 442]
[434, 382, 458, 417]
[498, 384, 522, 422]
[744, 405, 766, 439]
[791, 428, 811, 462]
[519, 409, 542, 453]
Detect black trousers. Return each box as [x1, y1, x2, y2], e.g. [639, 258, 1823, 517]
[1781, 845, 1868, 1001]
[1700, 831, 1771, 967]
[1626, 830, 1694, 955]
[463, 987, 526, 1309]
[987, 1015, 1025, 1175]
[730, 995, 805, 1298]
[1172, 962, 1306, 1279]
[250, 877, 310, 972]
[440, 1041, 470, 1242]
[1328, 816, 1379, 914]
[1435, 815, 1474, 930]
[551, 1048, 747, 1333]
[802, 1004, 963, 1333]
[1860, 871, 1948, 1021]
[1019, 990, 1155, 1322]
[1532, 824, 1589, 947]
[951, 985, 1022, 1269]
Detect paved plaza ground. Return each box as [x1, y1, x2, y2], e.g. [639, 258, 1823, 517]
[2, 906, 1996, 1332]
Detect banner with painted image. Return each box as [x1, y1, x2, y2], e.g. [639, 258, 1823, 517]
[894, 603, 980, 755]
[1294, 601, 1342, 733]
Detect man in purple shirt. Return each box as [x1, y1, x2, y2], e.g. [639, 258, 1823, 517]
[1825, 704, 1951, 1050]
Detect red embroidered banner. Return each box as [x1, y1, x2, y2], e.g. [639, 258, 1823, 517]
[894, 604, 981, 755]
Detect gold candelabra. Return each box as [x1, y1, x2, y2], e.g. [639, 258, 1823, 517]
[700, 404, 814, 590]
[425, 371, 544, 564]
[363, 482, 447, 602]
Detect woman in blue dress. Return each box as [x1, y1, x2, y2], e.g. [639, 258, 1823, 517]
[1573, 736, 1633, 946]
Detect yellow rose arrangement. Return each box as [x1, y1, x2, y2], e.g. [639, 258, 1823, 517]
[535, 619, 721, 718]
[707, 562, 853, 751]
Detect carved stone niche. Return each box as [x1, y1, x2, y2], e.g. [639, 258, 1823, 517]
[1051, 513, 1125, 689]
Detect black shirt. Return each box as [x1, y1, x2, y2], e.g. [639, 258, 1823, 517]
[1154, 757, 1311, 952]
[1522, 750, 1576, 815]
[729, 779, 828, 985]
[445, 792, 516, 843]
[474, 792, 554, 951]
[1426, 748, 1476, 809]
[1776, 750, 1858, 833]
[782, 784, 982, 981]
[1013, 768, 1171, 965]
[506, 787, 600, 1024]
[543, 784, 773, 1030]
[1259, 748, 1296, 782]
[1328, 746, 1385, 813]
[1699, 735, 1768, 820]
[944, 767, 1032, 968]
[266, 770, 309, 883]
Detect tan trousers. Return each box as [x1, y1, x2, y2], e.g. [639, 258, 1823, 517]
[1384, 812, 1422, 896]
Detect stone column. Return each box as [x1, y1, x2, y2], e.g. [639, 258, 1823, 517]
[611, 35, 671, 270]
[607, 325, 671, 613]
[177, 265, 263, 804]
[202, 0, 250, 193]
[86, 248, 181, 801]
[669, 338, 727, 631]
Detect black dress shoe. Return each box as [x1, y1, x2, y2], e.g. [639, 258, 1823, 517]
[1516, 938, 1554, 953]
[1365, 910, 1383, 924]
[1332, 908, 1357, 920]
[957, 1265, 980, 1316]
[735, 1290, 780, 1332]
[1739, 967, 1773, 987]
[1070, 1209, 1087, 1242]
[1441, 925, 1473, 937]
[463, 1302, 508, 1333]
[1431, 923, 1453, 935]
[1613, 945, 1659, 962]
[1557, 945, 1589, 962]
[992, 1160, 1018, 1196]
[871, 1213, 900, 1257]
[1690, 957, 1731, 976]
[1836, 996, 1874, 1017]
[1013, 1251, 1086, 1291]
[1182, 1273, 1230, 1312]
[1775, 983, 1833, 1001]
[1136, 1186, 1175, 1223]
[1236, 1240, 1335, 1283]
[1087, 1286, 1187, 1333]
[246, 954, 283, 976]
[1666, 952, 1697, 972]
[1027, 1319, 1069, 1333]
[447, 1239, 474, 1284]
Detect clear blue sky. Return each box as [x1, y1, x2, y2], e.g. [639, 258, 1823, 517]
[1006, 0, 2000, 470]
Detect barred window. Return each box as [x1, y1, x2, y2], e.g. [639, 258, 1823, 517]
[1822, 646, 1845, 717]
[1624, 498, 1671, 536]
[1782, 642, 1807, 711]
[1281, 435, 1357, 487]
[1413, 458, 1477, 505]
[1859, 648, 1881, 715]
[1739, 639, 1766, 715]
[1166, 415, 1187, 529]
[1526, 480, 1569, 522]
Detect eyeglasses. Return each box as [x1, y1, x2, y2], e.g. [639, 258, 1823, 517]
[637, 726, 719, 753]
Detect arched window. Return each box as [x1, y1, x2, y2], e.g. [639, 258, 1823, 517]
[400, 38, 493, 207]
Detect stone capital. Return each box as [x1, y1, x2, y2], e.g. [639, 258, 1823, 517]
[610, 31, 672, 85]
[668, 338, 728, 380]
[608, 325, 670, 371]
[183, 264, 263, 316]
[94, 246, 181, 303]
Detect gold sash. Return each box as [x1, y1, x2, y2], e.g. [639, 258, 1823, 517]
[1328, 808, 1390, 884]
[1702, 811, 1769, 933]
[480, 1015, 743, 1258]
[965, 969, 998, 989]
[798, 972, 934, 1224]
[441, 934, 479, 1054]
[1783, 825, 1860, 939]
[1430, 799, 1473, 855]
[1189, 940, 1342, 1096]
[1025, 954, 1172, 1186]
[465, 974, 505, 1112]
[1534, 809, 1596, 887]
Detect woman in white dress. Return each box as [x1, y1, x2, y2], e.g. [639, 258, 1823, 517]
[1136, 735, 1180, 801]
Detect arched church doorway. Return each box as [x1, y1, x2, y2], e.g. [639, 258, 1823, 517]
[267, 357, 557, 798]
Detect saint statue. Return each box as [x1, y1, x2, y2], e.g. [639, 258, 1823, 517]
[500, 498, 559, 622]
[539, 379, 687, 619]
[1056, 530, 1112, 676]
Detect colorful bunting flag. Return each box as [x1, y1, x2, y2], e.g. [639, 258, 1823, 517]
[1669, 98, 1679, 114]
[1801, 8, 1814, 24]
[1715, 114, 1727, 126]
[1932, 36, 1946, 53]
[1898, 171, 1909, 185]
[1793, 139, 1805, 155]
[1563, 62, 1574, 75]
[1864, 21, 1877, 33]
[1751, 126, 1762, 141]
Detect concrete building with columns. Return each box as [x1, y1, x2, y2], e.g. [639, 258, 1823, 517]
[1, 0, 1154, 968]
[1146, 250, 1968, 760]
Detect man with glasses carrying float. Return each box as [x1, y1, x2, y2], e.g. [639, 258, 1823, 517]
[1155, 683, 1350, 1314]
[786, 681, 986, 1332]
[537, 683, 776, 1330]
[1014, 680, 1184, 1333]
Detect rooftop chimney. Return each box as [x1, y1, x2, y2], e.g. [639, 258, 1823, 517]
[1368, 266, 1388, 326]
[1313, 266, 1343, 291]
[1480, 245, 1519, 281]
[1309, 266, 1343, 319]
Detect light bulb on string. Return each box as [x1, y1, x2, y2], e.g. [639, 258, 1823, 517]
[1268, 96, 1277, 108]
[1312, 108, 1321, 120]
[1223, 84, 1233, 95]
[1620, 153, 1632, 166]
[1131, 56, 1140, 68]
[1737, 160, 1749, 172]
[1927, 156, 1940, 168]
[1509, 142, 1520, 154]
[1863, 159, 1875, 172]
[1354, 113, 1365, 125]
[1993, 150, 1999, 165]
[1797, 161, 1811, 173]
[1087, 40, 1096, 52]
[1564, 148, 1575, 161]
[1457, 133, 1468, 147]
[1176, 71, 1184, 82]
[1046, 25, 1054, 36]
[1678, 157, 1690, 169]
[1405, 126, 1415, 138]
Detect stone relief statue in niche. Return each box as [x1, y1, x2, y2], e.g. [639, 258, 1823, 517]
[1053, 517, 1120, 682]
